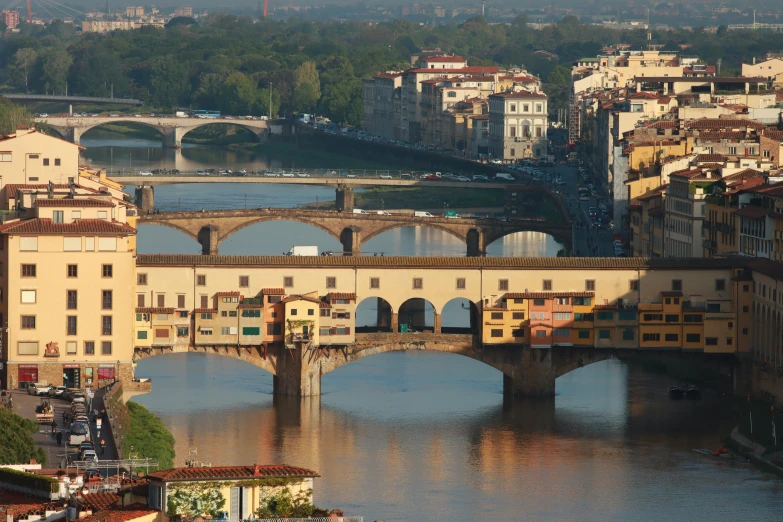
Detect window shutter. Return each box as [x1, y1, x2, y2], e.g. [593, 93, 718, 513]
[330, 327, 337, 335]
[345, 327, 350, 335]
[201, 295, 208, 308]
[345, 312, 351, 319]
[332, 312, 337, 319]
[137, 294, 145, 307]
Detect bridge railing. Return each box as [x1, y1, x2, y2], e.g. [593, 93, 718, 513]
[108, 168, 511, 181]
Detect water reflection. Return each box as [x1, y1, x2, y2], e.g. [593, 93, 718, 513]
[134, 353, 783, 522]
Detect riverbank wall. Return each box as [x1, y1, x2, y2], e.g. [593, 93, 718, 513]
[734, 358, 783, 407]
[727, 427, 783, 479]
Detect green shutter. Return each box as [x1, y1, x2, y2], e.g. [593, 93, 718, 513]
[242, 327, 260, 335]
[137, 330, 148, 339]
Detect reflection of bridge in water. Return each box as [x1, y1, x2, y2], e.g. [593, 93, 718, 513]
[136, 207, 573, 256]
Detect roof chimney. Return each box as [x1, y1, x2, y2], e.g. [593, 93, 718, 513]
[47, 181, 54, 199]
[253, 464, 261, 476]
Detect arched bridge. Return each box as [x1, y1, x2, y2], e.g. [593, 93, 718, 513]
[133, 333, 616, 398]
[136, 207, 573, 256]
[37, 115, 270, 148]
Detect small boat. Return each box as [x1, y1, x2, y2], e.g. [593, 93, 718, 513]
[693, 448, 734, 458]
[685, 385, 701, 399]
[668, 385, 685, 399]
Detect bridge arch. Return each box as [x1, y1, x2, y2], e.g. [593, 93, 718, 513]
[355, 296, 395, 332]
[180, 121, 265, 143]
[79, 119, 167, 141]
[362, 222, 468, 245]
[136, 223, 202, 255]
[398, 297, 436, 333]
[220, 216, 343, 245]
[133, 345, 278, 376]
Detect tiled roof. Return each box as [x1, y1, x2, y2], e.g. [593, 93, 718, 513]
[723, 169, 762, 182]
[628, 92, 659, 99]
[735, 206, 775, 219]
[78, 492, 120, 511]
[261, 288, 286, 295]
[0, 488, 63, 518]
[35, 198, 114, 207]
[658, 96, 672, 104]
[749, 258, 783, 280]
[135, 308, 175, 314]
[0, 218, 135, 235]
[319, 301, 331, 308]
[686, 118, 768, 130]
[325, 292, 356, 301]
[696, 131, 749, 140]
[646, 120, 678, 129]
[147, 464, 319, 482]
[421, 55, 466, 62]
[490, 90, 548, 99]
[505, 291, 595, 299]
[78, 509, 157, 522]
[193, 308, 217, 313]
[4, 183, 69, 198]
[215, 291, 241, 297]
[695, 154, 725, 163]
[135, 254, 749, 270]
[762, 129, 783, 141]
[280, 295, 321, 304]
[408, 66, 499, 74]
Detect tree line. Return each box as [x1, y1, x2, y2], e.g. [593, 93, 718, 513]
[1, 14, 782, 127]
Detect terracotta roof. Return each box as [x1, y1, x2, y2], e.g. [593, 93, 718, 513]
[628, 92, 659, 99]
[490, 91, 548, 99]
[695, 154, 725, 163]
[685, 118, 768, 130]
[696, 131, 749, 140]
[35, 198, 114, 207]
[78, 509, 157, 522]
[0, 488, 62, 519]
[407, 66, 499, 74]
[658, 96, 672, 104]
[261, 288, 286, 295]
[147, 464, 319, 482]
[505, 291, 594, 299]
[4, 183, 69, 198]
[78, 492, 120, 511]
[421, 55, 466, 63]
[280, 294, 321, 304]
[762, 129, 783, 141]
[215, 291, 241, 297]
[646, 120, 678, 129]
[635, 76, 765, 84]
[723, 169, 762, 182]
[136, 255, 749, 270]
[749, 258, 783, 280]
[135, 307, 175, 314]
[193, 308, 217, 313]
[735, 206, 775, 219]
[0, 218, 135, 235]
[325, 292, 356, 301]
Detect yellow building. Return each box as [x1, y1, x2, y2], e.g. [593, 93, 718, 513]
[281, 293, 321, 347]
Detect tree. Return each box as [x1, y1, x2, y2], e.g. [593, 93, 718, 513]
[11, 48, 38, 93]
[294, 61, 320, 99]
[0, 407, 47, 466]
[124, 402, 175, 469]
[149, 57, 191, 110]
[39, 47, 72, 94]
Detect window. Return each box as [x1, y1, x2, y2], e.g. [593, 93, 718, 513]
[578, 330, 590, 339]
[101, 342, 112, 355]
[308, 309, 314, 316]
[96, 210, 108, 220]
[705, 337, 718, 346]
[157, 314, 168, 320]
[137, 331, 148, 340]
[326, 277, 336, 289]
[597, 311, 614, 321]
[237, 326, 260, 336]
[98, 237, 116, 251]
[665, 314, 679, 323]
[555, 297, 569, 305]
[742, 328, 748, 335]
[176, 294, 185, 308]
[65, 290, 77, 309]
[644, 313, 663, 321]
[685, 333, 701, 343]
[643, 333, 660, 342]
[102, 316, 112, 335]
[44, 158, 51, 166]
[554, 312, 571, 320]
[137, 294, 145, 308]
[742, 306, 749, 313]
[572, 297, 592, 306]
[618, 311, 636, 321]
[86, 237, 94, 251]
[715, 279, 726, 291]
[413, 278, 423, 289]
[533, 299, 545, 306]
[157, 294, 165, 307]
[102, 290, 113, 310]
[197, 275, 206, 286]
[447, 91, 457, 98]
[18, 341, 39, 355]
[67, 316, 77, 335]
[728, 146, 737, 155]
[320, 308, 330, 317]
[598, 330, 611, 340]
[622, 328, 635, 341]
[671, 279, 682, 291]
[55, 158, 61, 166]
[683, 314, 702, 323]
[498, 279, 509, 291]
[84, 341, 95, 354]
[200, 328, 213, 335]
[137, 273, 147, 285]
[177, 326, 189, 337]
[727, 338, 733, 346]
[21, 264, 36, 277]
[585, 280, 595, 291]
[290, 309, 298, 316]
[543, 280, 552, 291]
[370, 277, 380, 289]
[629, 280, 639, 291]
[97, 366, 114, 380]
[512, 329, 524, 337]
[21, 316, 36, 329]
[0, 153, 11, 162]
[102, 264, 113, 278]
[706, 303, 721, 313]
[512, 312, 524, 320]
[491, 312, 503, 320]
[242, 309, 261, 317]
[535, 330, 546, 338]
[554, 328, 570, 337]
[665, 333, 678, 342]
[456, 278, 466, 289]
[267, 323, 283, 335]
[200, 295, 208, 308]
[67, 264, 78, 277]
[200, 312, 213, 320]
[743, 284, 749, 292]
[575, 313, 593, 322]
[52, 210, 64, 223]
[19, 237, 38, 251]
[21, 290, 36, 303]
[283, 276, 294, 288]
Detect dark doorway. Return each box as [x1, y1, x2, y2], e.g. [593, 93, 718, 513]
[64, 367, 81, 389]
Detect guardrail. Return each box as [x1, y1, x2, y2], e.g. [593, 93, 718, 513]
[108, 168, 505, 181]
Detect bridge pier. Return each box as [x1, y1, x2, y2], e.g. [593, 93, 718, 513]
[340, 226, 361, 256]
[273, 345, 321, 397]
[197, 225, 220, 255]
[71, 127, 83, 145]
[336, 186, 355, 212]
[502, 347, 556, 398]
[466, 228, 486, 257]
[376, 299, 393, 331]
[161, 127, 184, 149]
[135, 185, 155, 212]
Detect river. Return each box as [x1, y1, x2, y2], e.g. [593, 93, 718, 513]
[90, 137, 783, 521]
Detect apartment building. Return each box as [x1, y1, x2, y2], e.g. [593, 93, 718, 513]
[736, 183, 783, 260]
[488, 90, 548, 161]
[362, 72, 402, 140]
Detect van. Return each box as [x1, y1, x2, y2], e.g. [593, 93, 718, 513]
[414, 211, 434, 218]
[352, 209, 368, 214]
[495, 173, 515, 182]
[68, 423, 89, 447]
[376, 211, 391, 216]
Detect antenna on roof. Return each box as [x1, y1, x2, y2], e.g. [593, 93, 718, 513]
[48, 180, 54, 199]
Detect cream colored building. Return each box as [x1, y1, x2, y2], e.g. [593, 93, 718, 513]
[0, 128, 83, 188]
[488, 90, 548, 161]
[742, 58, 783, 82]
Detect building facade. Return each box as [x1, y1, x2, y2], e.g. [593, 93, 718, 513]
[488, 91, 548, 161]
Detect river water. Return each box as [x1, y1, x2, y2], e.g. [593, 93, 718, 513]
[87, 138, 783, 521]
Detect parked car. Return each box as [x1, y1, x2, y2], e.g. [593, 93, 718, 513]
[139, 171, 153, 176]
[49, 386, 67, 398]
[379, 174, 393, 179]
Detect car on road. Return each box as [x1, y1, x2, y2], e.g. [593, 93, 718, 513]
[346, 174, 358, 178]
[296, 172, 310, 177]
[49, 386, 67, 399]
[281, 172, 295, 177]
[379, 174, 393, 179]
[376, 211, 391, 216]
[139, 171, 153, 176]
[472, 175, 488, 182]
[455, 176, 471, 182]
[263, 171, 280, 177]
[28, 383, 52, 396]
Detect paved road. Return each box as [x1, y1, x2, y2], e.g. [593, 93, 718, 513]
[10, 388, 118, 468]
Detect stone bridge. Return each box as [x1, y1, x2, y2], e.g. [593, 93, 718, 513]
[37, 115, 270, 148]
[132, 333, 616, 398]
[136, 206, 573, 256]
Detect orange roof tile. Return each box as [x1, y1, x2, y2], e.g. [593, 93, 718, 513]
[0, 218, 135, 235]
[35, 198, 114, 208]
[147, 464, 318, 482]
[135, 308, 175, 314]
[215, 291, 241, 297]
[78, 492, 120, 511]
[193, 308, 217, 313]
[78, 509, 157, 522]
[505, 291, 594, 299]
[325, 292, 357, 301]
[4, 184, 69, 198]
